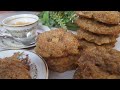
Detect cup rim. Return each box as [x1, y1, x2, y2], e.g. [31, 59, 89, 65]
[2, 14, 39, 27]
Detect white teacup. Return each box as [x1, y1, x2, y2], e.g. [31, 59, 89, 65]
[2, 14, 39, 44]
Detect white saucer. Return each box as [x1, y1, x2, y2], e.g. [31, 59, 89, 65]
[0, 36, 36, 49]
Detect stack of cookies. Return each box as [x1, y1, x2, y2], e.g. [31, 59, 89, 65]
[35, 29, 80, 73]
[76, 11, 120, 49]
[74, 47, 120, 79]
[73, 11, 120, 79]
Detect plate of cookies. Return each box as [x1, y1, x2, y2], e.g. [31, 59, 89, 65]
[0, 50, 48, 79]
[34, 11, 120, 79]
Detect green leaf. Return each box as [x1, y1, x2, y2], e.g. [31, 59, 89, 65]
[42, 11, 50, 26]
[38, 11, 78, 30]
[66, 22, 79, 31]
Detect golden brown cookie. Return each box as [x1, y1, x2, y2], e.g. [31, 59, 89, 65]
[77, 29, 117, 45]
[74, 65, 120, 79]
[76, 17, 120, 35]
[0, 57, 31, 79]
[35, 28, 80, 58]
[76, 11, 120, 24]
[79, 39, 115, 50]
[44, 55, 80, 73]
[77, 47, 120, 75]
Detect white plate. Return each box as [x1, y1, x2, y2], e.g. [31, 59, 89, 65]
[0, 50, 48, 79]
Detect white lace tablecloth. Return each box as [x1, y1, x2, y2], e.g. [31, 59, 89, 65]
[0, 11, 76, 79]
